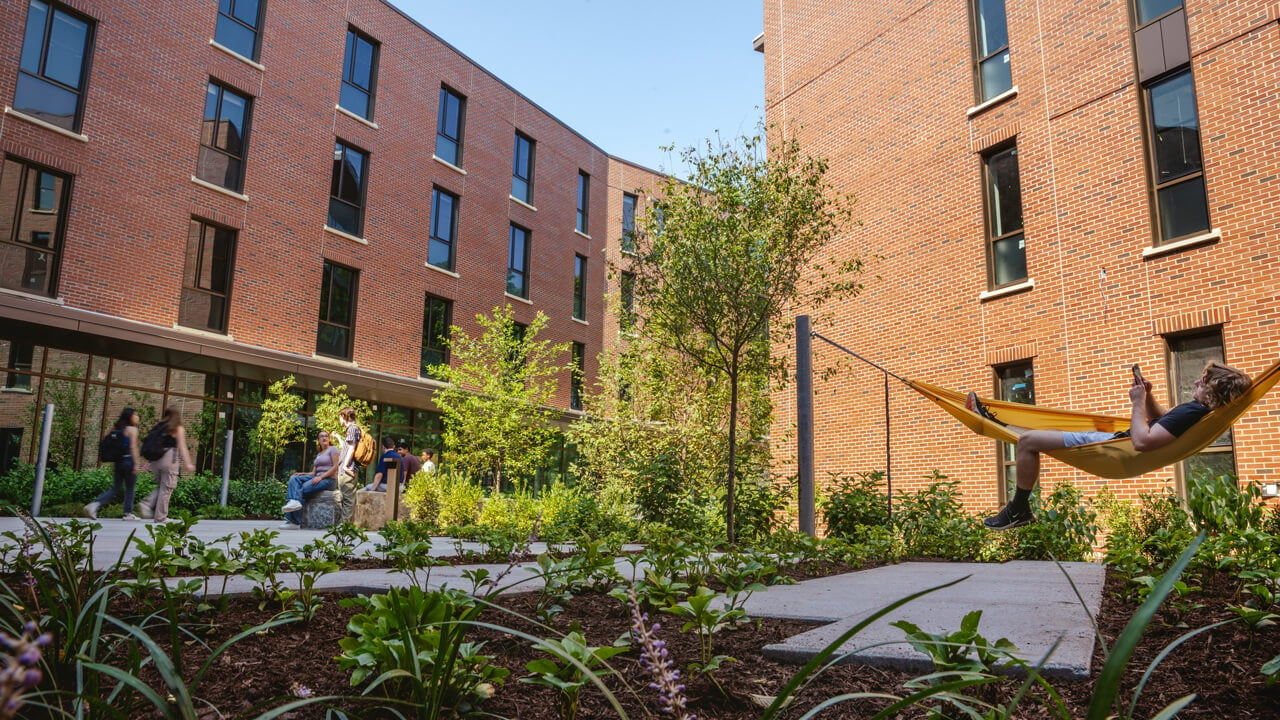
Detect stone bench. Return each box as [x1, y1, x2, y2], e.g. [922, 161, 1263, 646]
[300, 490, 338, 529]
[353, 487, 406, 531]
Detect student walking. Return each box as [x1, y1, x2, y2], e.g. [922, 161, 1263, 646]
[137, 405, 195, 523]
[84, 408, 142, 520]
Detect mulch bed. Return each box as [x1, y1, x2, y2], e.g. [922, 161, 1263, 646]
[21, 561, 1280, 718]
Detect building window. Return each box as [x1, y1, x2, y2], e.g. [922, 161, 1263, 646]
[4, 343, 34, 390]
[339, 27, 378, 120]
[1134, 0, 1181, 25]
[197, 81, 252, 192]
[995, 362, 1034, 502]
[179, 219, 237, 334]
[328, 140, 368, 237]
[573, 254, 587, 320]
[511, 132, 535, 203]
[435, 86, 466, 166]
[576, 171, 590, 234]
[0, 157, 68, 296]
[507, 224, 530, 298]
[16, 0, 94, 132]
[982, 144, 1026, 288]
[621, 193, 637, 252]
[969, 0, 1011, 103]
[619, 271, 636, 331]
[214, 0, 264, 61]
[317, 261, 358, 359]
[570, 342, 585, 410]
[1168, 330, 1234, 482]
[1144, 70, 1209, 243]
[420, 294, 451, 377]
[428, 187, 458, 271]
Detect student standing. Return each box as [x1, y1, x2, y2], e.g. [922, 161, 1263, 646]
[84, 408, 142, 520]
[336, 407, 362, 523]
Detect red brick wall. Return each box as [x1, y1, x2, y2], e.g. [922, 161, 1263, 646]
[0, 0, 642, 411]
[763, 1, 1280, 510]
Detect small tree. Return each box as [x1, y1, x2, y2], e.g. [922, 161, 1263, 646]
[626, 126, 863, 543]
[250, 375, 305, 479]
[428, 305, 570, 489]
[314, 381, 373, 453]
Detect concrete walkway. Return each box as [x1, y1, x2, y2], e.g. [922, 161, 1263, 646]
[0, 516, 1106, 679]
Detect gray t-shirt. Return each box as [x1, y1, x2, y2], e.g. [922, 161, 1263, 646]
[343, 424, 361, 473]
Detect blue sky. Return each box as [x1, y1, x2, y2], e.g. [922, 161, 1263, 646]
[391, 1, 765, 173]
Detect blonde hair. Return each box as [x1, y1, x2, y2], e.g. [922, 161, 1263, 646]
[1201, 361, 1251, 410]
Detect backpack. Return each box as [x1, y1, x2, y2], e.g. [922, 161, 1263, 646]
[353, 425, 376, 466]
[141, 422, 169, 461]
[98, 429, 126, 463]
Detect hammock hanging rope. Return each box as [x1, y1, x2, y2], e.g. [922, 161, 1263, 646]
[908, 357, 1280, 479]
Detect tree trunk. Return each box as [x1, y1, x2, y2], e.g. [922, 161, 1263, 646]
[726, 364, 739, 546]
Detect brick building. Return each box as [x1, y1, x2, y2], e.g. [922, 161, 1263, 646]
[762, 1, 1279, 510]
[0, 0, 663, 479]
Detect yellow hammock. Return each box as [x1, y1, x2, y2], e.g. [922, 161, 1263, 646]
[909, 358, 1280, 479]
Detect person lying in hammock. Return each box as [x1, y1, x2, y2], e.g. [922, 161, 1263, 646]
[968, 361, 1252, 530]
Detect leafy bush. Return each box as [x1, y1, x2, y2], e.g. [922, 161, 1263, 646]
[477, 491, 540, 537]
[403, 468, 485, 529]
[821, 470, 890, 541]
[197, 504, 245, 519]
[893, 474, 986, 559]
[0, 463, 129, 510]
[1101, 488, 1195, 580]
[734, 475, 791, 545]
[541, 489, 633, 543]
[1007, 481, 1098, 561]
[229, 476, 287, 517]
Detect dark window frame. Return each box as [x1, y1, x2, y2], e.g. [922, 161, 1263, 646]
[507, 223, 530, 299]
[1166, 328, 1235, 492]
[573, 254, 587, 320]
[968, 0, 1012, 103]
[511, 132, 535, 203]
[316, 260, 359, 360]
[981, 142, 1027, 289]
[619, 271, 636, 331]
[0, 155, 70, 297]
[4, 343, 34, 390]
[576, 170, 590, 235]
[1141, 68, 1210, 245]
[16, 0, 96, 133]
[197, 80, 253, 192]
[428, 186, 459, 272]
[328, 139, 369, 237]
[179, 217, 237, 334]
[570, 341, 585, 410]
[621, 193, 637, 253]
[435, 86, 466, 166]
[339, 26, 379, 120]
[1132, 0, 1183, 27]
[420, 293, 452, 378]
[994, 361, 1034, 503]
[214, 0, 265, 61]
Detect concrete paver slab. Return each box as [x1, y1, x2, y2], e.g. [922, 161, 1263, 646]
[748, 561, 1104, 679]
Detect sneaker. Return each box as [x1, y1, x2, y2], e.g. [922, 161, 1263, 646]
[121, 514, 141, 522]
[83, 502, 100, 519]
[984, 503, 1035, 530]
[278, 522, 300, 530]
[281, 499, 303, 513]
[136, 502, 153, 519]
[966, 391, 1007, 427]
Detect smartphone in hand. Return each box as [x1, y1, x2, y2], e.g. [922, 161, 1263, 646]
[1132, 364, 1144, 384]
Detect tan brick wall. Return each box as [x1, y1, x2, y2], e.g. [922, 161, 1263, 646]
[763, 0, 1280, 510]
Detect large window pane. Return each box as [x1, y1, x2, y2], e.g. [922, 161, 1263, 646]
[997, 362, 1034, 501]
[1156, 176, 1209, 243]
[0, 159, 68, 296]
[436, 87, 465, 166]
[317, 261, 357, 359]
[1135, 0, 1182, 25]
[984, 145, 1026, 288]
[992, 234, 1027, 287]
[328, 142, 367, 236]
[972, 0, 1011, 102]
[215, 0, 261, 60]
[507, 225, 529, 298]
[340, 28, 378, 119]
[15, 1, 93, 132]
[511, 133, 534, 203]
[1169, 331, 1233, 481]
[428, 188, 457, 271]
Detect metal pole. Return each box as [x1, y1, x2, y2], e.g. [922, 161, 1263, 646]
[884, 372, 892, 525]
[796, 315, 815, 536]
[32, 403, 54, 517]
[220, 429, 234, 506]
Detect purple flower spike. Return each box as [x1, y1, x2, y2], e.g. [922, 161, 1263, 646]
[627, 587, 695, 720]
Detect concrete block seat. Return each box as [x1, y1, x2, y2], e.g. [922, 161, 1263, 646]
[300, 490, 339, 529]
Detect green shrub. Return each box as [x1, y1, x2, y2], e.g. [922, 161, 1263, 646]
[893, 474, 986, 559]
[822, 470, 890, 542]
[1100, 488, 1194, 580]
[198, 504, 246, 519]
[734, 475, 792, 545]
[403, 468, 485, 529]
[541, 488, 634, 543]
[477, 491, 540, 537]
[229, 476, 287, 517]
[1008, 481, 1098, 561]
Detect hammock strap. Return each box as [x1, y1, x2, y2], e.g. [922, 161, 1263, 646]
[811, 332, 911, 385]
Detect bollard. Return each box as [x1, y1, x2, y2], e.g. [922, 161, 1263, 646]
[220, 429, 233, 506]
[31, 403, 54, 517]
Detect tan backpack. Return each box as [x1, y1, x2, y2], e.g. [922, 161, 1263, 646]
[353, 425, 376, 466]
